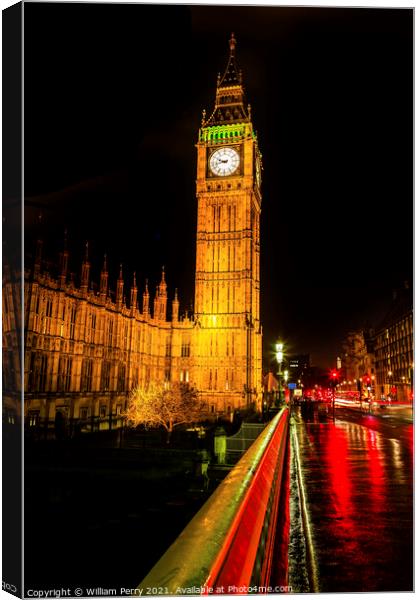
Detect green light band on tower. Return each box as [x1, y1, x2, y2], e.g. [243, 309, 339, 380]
[199, 123, 256, 143]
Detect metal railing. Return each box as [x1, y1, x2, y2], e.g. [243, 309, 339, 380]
[137, 407, 289, 595]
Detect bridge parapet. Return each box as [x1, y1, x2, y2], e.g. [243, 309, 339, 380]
[138, 408, 289, 595]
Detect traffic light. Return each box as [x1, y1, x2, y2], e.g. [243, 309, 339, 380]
[330, 369, 339, 387]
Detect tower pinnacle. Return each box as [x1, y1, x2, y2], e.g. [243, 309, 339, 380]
[130, 272, 138, 314]
[219, 32, 241, 87]
[80, 241, 90, 295]
[143, 279, 150, 316]
[59, 230, 69, 288]
[229, 32, 236, 54]
[172, 288, 179, 323]
[116, 264, 124, 308]
[100, 254, 108, 301]
[202, 33, 249, 126]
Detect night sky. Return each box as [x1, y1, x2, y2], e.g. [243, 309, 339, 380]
[23, 4, 413, 369]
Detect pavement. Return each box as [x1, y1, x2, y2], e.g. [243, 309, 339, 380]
[292, 404, 413, 593]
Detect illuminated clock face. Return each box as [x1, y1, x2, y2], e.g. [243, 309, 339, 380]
[209, 147, 240, 176]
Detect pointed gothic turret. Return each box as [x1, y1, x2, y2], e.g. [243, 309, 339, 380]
[33, 212, 44, 279]
[59, 230, 69, 289]
[142, 279, 150, 316]
[220, 32, 241, 86]
[100, 254, 108, 302]
[130, 272, 138, 315]
[153, 285, 159, 320]
[34, 238, 43, 278]
[172, 288, 179, 323]
[116, 264, 124, 309]
[158, 266, 167, 296]
[155, 267, 168, 321]
[203, 32, 250, 126]
[80, 242, 90, 296]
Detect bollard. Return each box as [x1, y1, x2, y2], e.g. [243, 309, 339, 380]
[214, 426, 227, 464]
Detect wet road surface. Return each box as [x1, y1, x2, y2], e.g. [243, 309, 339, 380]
[293, 403, 413, 592]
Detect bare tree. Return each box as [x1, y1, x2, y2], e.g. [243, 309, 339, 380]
[123, 381, 207, 442]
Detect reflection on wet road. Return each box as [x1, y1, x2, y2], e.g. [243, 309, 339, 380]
[294, 404, 413, 592]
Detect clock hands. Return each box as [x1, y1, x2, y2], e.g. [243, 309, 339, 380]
[209, 147, 239, 175]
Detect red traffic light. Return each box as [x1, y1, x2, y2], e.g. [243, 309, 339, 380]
[329, 369, 340, 384]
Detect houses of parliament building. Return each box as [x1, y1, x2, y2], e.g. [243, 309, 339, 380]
[3, 34, 264, 430]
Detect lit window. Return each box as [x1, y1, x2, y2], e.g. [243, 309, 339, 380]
[181, 342, 190, 357]
[29, 412, 39, 427]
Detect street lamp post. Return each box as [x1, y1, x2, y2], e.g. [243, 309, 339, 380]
[331, 370, 338, 418]
[275, 342, 284, 405]
[387, 371, 393, 402]
[284, 370, 289, 406]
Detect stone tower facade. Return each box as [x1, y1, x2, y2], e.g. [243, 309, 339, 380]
[193, 33, 263, 411]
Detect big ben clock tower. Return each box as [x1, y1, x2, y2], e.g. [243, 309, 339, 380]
[194, 33, 263, 413]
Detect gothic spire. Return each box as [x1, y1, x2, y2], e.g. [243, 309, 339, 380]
[130, 272, 138, 315]
[219, 32, 241, 87]
[100, 254, 108, 300]
[116, 263, 124, 308]
[80, 241, 90, 295]
[159, 266, 167, 296]
[59, 229, 69, 288]
[229, 31, 236, 53]
[142, 279, 150, 316]
[172, 288, 179, 323]
[203, 32, 249, 126]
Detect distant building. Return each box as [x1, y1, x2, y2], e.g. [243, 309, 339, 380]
[287, 354, 310, 382]
[342, 330, 375, 388]
[373, 284, 413, 402]
[341, 283, 413, 403]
